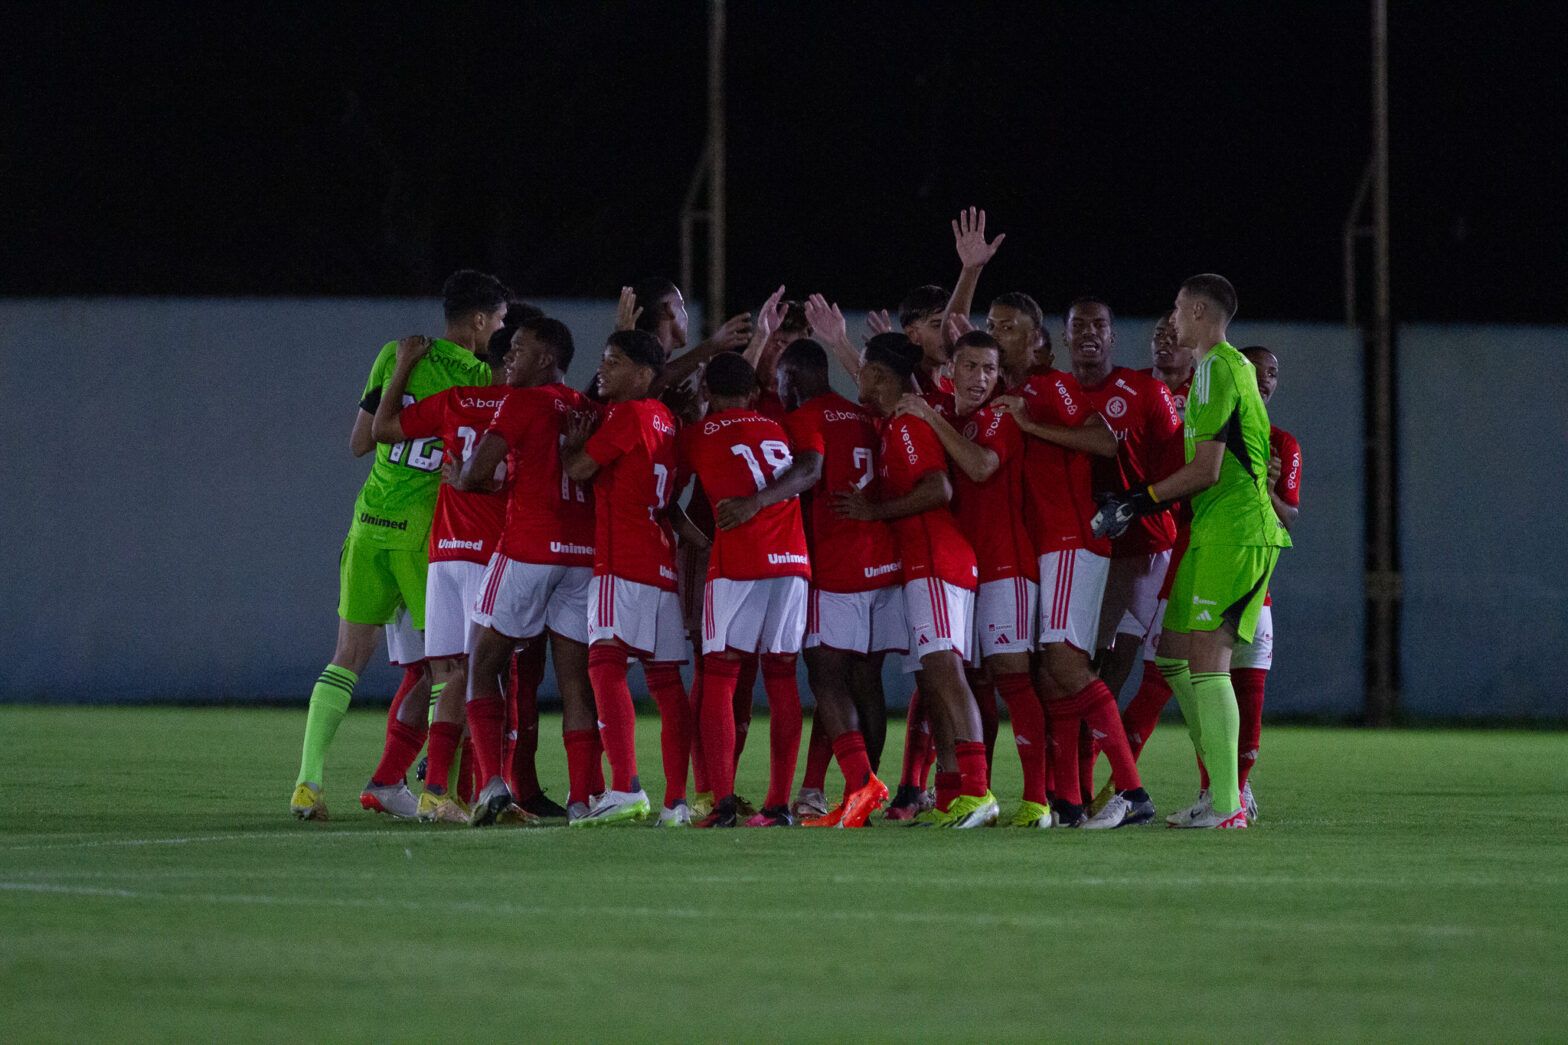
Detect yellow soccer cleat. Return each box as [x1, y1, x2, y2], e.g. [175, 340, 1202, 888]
[689, 792, 715, 819]
[417, 790, 468, 824]
[1008, 800, 1054, 828]
[1087, 780, 1116, 818]
[942, 791, 1001, 829]
[291, 782, 328, 821]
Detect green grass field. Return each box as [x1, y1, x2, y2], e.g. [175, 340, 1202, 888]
[2, 707, 1564, 1042]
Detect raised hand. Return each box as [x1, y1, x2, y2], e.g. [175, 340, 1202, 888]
[804, 294, 847, 345]
[952, 206, 1005, 269]
[615, 286, 643, 332]
[752, 285, 788, 344]
[708, 312, 753, 351]
[865, 308, 894, 340]
[946, 313, 974, 344]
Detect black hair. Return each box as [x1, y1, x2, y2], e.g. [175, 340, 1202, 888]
[631, 278, 681, 334]
[1180, 273, 1238, 321]
[520, 316, 575, 373]
[506, 300, 545, 324]
[441, 269, 511, 322]
[779, 300, 809, 334]
[1065, 295, 1115, 326]
[898, 285, 949, 328]
[607, 328, 664, 373]
[954, 330, 1001, 355]
[484, 325, 515, 370]
[990, 291, 1044, 331]
[778, 337, 829, 374]
[863, 332, 921, 380]
[1240, 345, 1276, 363]
[703, 351, 757, 398]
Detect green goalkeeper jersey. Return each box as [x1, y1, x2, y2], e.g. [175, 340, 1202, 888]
[1184, 341, 1292, 550]
[346, 338, 493, 550]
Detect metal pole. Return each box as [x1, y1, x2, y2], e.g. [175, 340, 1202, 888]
[706, 0, 726, 333]
[1366, 0, 1400, 725]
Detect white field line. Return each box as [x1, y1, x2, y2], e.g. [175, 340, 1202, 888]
[0, 879, 1524, 939]
[0, 829, 559, 853]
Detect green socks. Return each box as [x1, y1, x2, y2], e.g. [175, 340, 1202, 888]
[1191, 672, 1242, 816]
[1155, 657, 1204, 758]
[296, 664, 357, 787]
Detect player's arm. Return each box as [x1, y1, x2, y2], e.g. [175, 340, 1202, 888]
[650, 312, 754, 396]
[804, 294, 862, 378]
[667, 500, 712, 550]
[560, 409, 603, 483]
[371, 336, 433, 443]
[715, 450, 824, 530]
[940, 207, 1004, 350]
[833, 470, 950, 522]
[993, 394, 1117, 457]
[455, 433, 508, 492]
[349, 409, 375, 457]
[741, 285, 787, 369]
[893, 395, 998, 482]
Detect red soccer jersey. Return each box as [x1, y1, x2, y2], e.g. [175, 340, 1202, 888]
[1016, 369, 1110, 557]
[1141, 367, 1194, 420]
[1081, 367, 1184, 557]
[949, 405, 1034, 581]
[398, 387, 510, 564]
[583, 398, 680, 590]
[878, 414, 978, 590]
[484, 382, 598, 567]
[1271, 426, 1302, 508]
[677, 408, 811, 582]
[783, 393, 901, 592]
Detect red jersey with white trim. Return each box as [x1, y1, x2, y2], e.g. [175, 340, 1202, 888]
[878, 414, 978, 590]
[949, 405, 1034, 581]
[484, 383, 598, 567]
[1141, 367, 1194, 420]
[1016, 370, 1110, 556]
[583, 398, 680, 591]
[1263, 425, 1301, 608]
[1081, 367, 1184, 557]
[398, 387, 510, 565]
[677, 409, 811, 582]
[783, 393, 901, 593]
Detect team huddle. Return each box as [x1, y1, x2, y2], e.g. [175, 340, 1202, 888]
[289, 208, 1298, 831]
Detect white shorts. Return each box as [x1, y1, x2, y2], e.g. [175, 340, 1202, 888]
[472, 555, 591, 645]
[804, 586, 908, 655]
[972, 575, 1039, 663]
[423, 559, 487, 659]
[385, 606, 424, 666]
[1145, 598, 1169, 661]
[1099, 549, 1173, 647]
[1037, 549, 1110, 654]
[901, 577, 975, 672]
[1231, 603, 1274, 670]
[588, 575, 688, 663]
[703, 576, 809, 656]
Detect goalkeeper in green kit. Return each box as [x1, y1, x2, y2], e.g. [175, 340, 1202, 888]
[1091, 273, 1289, 829]
[290, 270, 510, 820]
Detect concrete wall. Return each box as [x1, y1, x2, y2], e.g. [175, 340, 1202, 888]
[1, 298, 1549, 719]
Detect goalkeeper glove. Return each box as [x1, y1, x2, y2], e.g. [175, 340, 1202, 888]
[1090, 485, 1161, 540]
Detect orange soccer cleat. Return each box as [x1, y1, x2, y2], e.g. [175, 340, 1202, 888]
[838, 775, 890, 829]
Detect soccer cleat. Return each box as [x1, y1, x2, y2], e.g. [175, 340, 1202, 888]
[1051, 800, 1087, 828]
[566, 801, 592, 824]
[1185, 804, 1249, 829]
[884, 783, 934, 821]
[694, 796, 739, 829]
[910, 805, 954, 827]
[734, 794, 758, 818]
[838, 775, 890, 829]
[1242, 781, 1259, 821]
[1166, 788, 1212, 828]
[791, 788, 829, 821]
[414, 756, 427, 784]
[1083, 792, 1157, 830]
[569, 789, 651, 827]
[417, 790, 468, 824]
[290, 782, 328, 821]
[468, 776, 515, 828]
[657, 802, 693, 827]
[497, 802, 543, 825]
[359, 780, 420, 819]
[1087, 780, 1117, 817]
[689, 791, 714, 819]
[1008, 800, 1055, 828]
[744, 806, 794, 827]
[801, 802, 846, 828]
[519, 791, 569, 819]
[942, 791, 1001, 829]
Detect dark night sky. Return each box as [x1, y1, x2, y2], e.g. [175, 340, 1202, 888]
[3, 1, 1563, 321]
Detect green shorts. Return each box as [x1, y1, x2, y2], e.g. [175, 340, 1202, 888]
[337, 536, 429, 629]
[1163, 544, 1279, 644]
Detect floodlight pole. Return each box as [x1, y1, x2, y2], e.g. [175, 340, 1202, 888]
[680, 1, 727, 334]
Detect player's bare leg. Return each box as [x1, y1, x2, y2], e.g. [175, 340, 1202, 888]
[800, 647, 885, 826]
[849, 652, 890, 770]
[292, 619, 381, 819]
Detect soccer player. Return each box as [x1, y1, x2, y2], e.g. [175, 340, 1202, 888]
[772, 339, 905, 827]
[835, 334, 997, 828]
[561, 329, 694, 827]
[1093, 274, 1291, 830]
[993, 342, 1152, 829]
[896, 332, 1052, 827]
[290, 269, 507, 820]
[810, 285, 954, 400]
[678, 353, 818, 828]
[447, 317, 601, 826]
[356, 330, 511, 820]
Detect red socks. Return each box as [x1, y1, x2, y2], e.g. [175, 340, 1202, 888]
[732, 656, 757, 765]
[973, 678, 1000, 768]
[505, 644, 545, 801]
[1078, 679, 1141, 791]
[457, 737, 477, 804]
[701, 655, 743, 799]
[956, 740, 989, 799]
[370, 717, 427, 788]
[761, 653, 803, 810]
[386, 664, 423, 725]
[464, 696, 506, 785]
[587, 645, 639, 793]
[934, 770, 961, 812]
[1234, 667, 1267, 789]
[899, 689, 936, 790]
[563, 728, 598, 806]
[1048, 701, 1084, 804]
[832, 731, 872, 794]
[426, 722, 461, 795]
[1122, 662, 1173, 759]
[802, 716, 833, 793]
[995, 672, 1048, 804]
[643, 661, 691, 808]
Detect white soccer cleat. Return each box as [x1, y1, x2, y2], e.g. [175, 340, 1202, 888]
[468, 776, 514, 827]
[359, 780, 419, 819]
[1242, 781, 1259, 821]
[657, 802, 693, 827]
[566, 801, 592, 823]
[1166, 788, 1211, 828]
[790, 788, 829, 821]
[569, 788, 651, 827]
[1186, 804, 1249, 829]
[1083, 792, 1157, 830]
